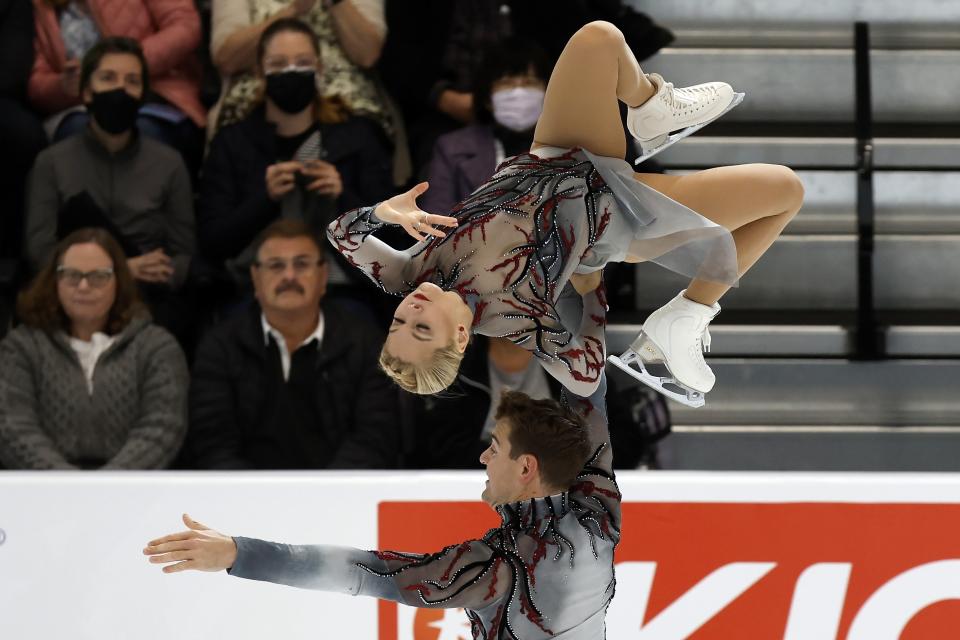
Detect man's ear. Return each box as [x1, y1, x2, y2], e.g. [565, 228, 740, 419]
[518, 454, 540, 485]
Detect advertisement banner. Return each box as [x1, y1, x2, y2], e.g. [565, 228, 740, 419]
[380, 501, 960, 640]
[1, 472, 958, 639]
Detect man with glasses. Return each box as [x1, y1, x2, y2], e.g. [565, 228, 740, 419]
[187, 219, 400, 470]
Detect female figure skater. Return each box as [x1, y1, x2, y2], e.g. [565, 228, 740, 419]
[328, 21, 804, 405]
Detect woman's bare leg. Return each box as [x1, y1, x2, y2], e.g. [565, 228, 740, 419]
[532, 21, 656, 158]
[632, 164, 805, 305]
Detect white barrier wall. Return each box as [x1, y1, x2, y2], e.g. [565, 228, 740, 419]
[2, 471, 959, 640]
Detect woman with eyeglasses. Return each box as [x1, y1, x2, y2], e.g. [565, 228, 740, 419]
[198, 17, 393, 300]
[0, 227, 189, 470]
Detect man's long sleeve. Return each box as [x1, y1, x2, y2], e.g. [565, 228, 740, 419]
[228, 536, 510, 611]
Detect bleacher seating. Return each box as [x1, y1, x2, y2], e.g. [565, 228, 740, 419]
[611, 0, 960, 469]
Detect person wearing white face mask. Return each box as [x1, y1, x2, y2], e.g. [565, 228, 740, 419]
[421, 39, 549, 217]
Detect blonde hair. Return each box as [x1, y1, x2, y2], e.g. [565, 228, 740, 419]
[379, 340, 467, 395]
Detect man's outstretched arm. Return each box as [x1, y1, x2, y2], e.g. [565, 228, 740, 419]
[144, 514, 510, 611]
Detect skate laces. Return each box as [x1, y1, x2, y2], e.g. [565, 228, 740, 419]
[687, 326, 712, 373]
[662, 82, 718, 114]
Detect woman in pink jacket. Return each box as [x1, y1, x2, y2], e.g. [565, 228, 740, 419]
[28, 0, 205, 167]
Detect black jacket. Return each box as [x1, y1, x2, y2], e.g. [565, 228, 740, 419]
[0, 0, 34, 100]
[187, 300, 401, 469]
[197, 107, 394, 263]
[409, 335, 670, 470]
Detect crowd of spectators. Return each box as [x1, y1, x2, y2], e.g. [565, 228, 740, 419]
[0, 0, 674, 471]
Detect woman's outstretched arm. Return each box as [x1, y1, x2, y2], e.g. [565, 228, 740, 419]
[326, 183, 457, 294]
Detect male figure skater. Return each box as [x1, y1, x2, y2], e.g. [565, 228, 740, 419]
[144, 375, 620, 639]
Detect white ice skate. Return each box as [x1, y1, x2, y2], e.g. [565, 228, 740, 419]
[608, 290, 720, 408]
[628, 73, 744, 165]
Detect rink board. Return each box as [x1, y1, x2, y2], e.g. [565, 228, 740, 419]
[1, 471, 959, 639]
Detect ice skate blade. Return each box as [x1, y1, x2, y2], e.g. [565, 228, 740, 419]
[608, 352, 706, 408]
[634, 92, 745, 166]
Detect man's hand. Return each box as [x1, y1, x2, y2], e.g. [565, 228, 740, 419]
[300, 159, 343, 198]
[128, 249, 174, 284]
[374, 182, 458, 242]
[143, 514, 238, 573]
[265, 161, 303, 201]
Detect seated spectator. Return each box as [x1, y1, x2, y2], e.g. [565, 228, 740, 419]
[199, 17, 393, 296]
[421, 39, 549, 216]
[188, 219, 400, 469]
[24, 36, 197, 345]
[380, 0, 673, 175]
[0, 228, 188, 470]
[209, 0, 390, 143]
[28, 0, 204, 172]
[2, 0, 47, 267]
[409, 333, 670, 470]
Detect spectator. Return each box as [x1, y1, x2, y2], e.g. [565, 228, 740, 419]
[409, 334, 670, 470]
[188, 219, 400, 469]
[421, 39, 549, 216]
[0, 227, 188, 470]
[28, 0, 204, 172]
[0, 0, 47, 263]
[198, 16, 393, 295]
[24, 36, 197, 345]
[209, 0, 391, 142]
[380, 0, 673, 175]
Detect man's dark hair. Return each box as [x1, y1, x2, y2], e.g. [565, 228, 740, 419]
[80, 36, 150, 97]
[473, 38, 551, 124]
[257, 17, 320, 68]
[495, 391, 591, 490]
[252, 218, 326, 262]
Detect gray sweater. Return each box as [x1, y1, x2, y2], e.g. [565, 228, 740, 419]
[24, 128, 195, 289]
[0, 317, 189, 470]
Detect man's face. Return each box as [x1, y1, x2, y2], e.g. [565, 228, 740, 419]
[479, 420, 529, 507]
[83, 52, 144, 103]
[251, 236, 327, 315]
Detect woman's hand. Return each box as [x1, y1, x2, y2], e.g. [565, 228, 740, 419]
[143, 514, 238, 573]
[265, 161, 303, 201]
[60, 59, 81, 98]
[301, 160, 343, 199]
[374, 182, 458, 242]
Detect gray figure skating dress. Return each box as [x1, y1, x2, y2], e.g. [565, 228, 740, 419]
[326, 146, 737, 397]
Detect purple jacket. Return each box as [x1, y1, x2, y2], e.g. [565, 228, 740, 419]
[422, 124, 497, 215]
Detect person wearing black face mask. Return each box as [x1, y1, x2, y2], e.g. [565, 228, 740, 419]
[198, 17, 394, 315]
[86, 86, 143, 135]
[24, 37, 197, 351]
[264, 67, 317, 114]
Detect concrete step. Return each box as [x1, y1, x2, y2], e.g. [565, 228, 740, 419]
[606, 325, 960, 358]
[654, 137, 960, 170]
[658, 170, 960, 235]
[631, 0, 960, 48]
[630, 235, 960, 310]
[606, 357, 960, 426]
[644, 49, 960, 123]
[657, 427, 960, 471]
